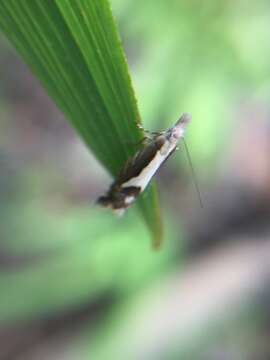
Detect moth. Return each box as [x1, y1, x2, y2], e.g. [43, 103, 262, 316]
[97, 113, 191, 214]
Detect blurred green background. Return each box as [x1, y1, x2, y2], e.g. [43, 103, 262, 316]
[1, 0, 270, 359]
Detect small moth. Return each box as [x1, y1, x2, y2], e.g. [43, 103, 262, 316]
[97, 113, 191, 214]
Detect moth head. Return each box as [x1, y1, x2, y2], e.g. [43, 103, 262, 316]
[169, 113, 192, 141]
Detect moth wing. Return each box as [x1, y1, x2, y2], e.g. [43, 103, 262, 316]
[117, 135, 166, 184]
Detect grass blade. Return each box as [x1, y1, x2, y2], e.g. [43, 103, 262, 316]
[0, 0, 162, 246]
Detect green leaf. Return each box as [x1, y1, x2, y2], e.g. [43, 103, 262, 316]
[0, 0, 162, 246]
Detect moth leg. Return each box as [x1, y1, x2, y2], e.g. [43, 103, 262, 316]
[125, 136, 150, 147]
[137, 123, 164, 138]
[136, 123, 145, 131]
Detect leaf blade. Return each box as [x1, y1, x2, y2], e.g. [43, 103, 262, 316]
[0, 0, 163, 246]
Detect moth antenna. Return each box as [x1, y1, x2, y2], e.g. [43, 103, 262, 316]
[183, 138, 203, 208]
